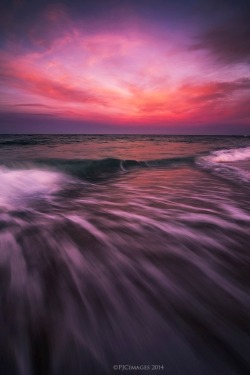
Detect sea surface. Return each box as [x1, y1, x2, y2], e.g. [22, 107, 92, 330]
[0, 135, 249, 375]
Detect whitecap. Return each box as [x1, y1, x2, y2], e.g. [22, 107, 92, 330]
[0, 167, 66, 210]
[203, 146, 250, 163]
[197, 147, 250, 184]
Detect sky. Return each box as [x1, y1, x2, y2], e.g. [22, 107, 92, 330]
[0, 0, 250, 134]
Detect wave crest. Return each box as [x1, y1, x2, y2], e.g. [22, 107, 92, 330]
[203, 146, 250, 163]
[0, 167, 66, 210]
[197, 147, 250, 185]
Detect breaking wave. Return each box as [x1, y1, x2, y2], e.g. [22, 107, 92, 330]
[197, 147, 250, 185]
[0, 156, 193, 183]
[0, 146, 250, 193]
[0, 167, 67, 211]
[201, 147, 250, 163]
[1, 147, 250, 188]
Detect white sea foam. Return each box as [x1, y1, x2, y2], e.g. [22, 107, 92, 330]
[197, 147, 250, 184]
[203, 146, 250, 163]
[0, 167, 66, 210]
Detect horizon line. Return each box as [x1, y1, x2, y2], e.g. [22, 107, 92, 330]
[0, 133, 249, 137]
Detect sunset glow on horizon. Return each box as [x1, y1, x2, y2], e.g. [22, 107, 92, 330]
[1, 0, 250, 133]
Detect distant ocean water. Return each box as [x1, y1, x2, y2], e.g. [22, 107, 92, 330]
[0, 135, 250, 375]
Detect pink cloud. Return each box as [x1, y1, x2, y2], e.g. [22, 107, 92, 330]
[1, 17, 250, 128]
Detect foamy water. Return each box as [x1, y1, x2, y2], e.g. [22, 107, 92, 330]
[203, 146, 250, 162]
[197, 146, 250, 184]
[0, 167, 66, 210]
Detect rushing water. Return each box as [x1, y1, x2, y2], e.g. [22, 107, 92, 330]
[0, 135, 249, 375]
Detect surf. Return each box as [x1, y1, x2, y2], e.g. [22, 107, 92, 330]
[197, 146, 250, 185]
[0, 167, 67, 211]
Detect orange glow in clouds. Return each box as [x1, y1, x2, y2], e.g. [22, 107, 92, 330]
[1, 22, 250, 127]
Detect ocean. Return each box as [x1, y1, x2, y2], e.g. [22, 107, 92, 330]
[0, 134, 249, 375]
